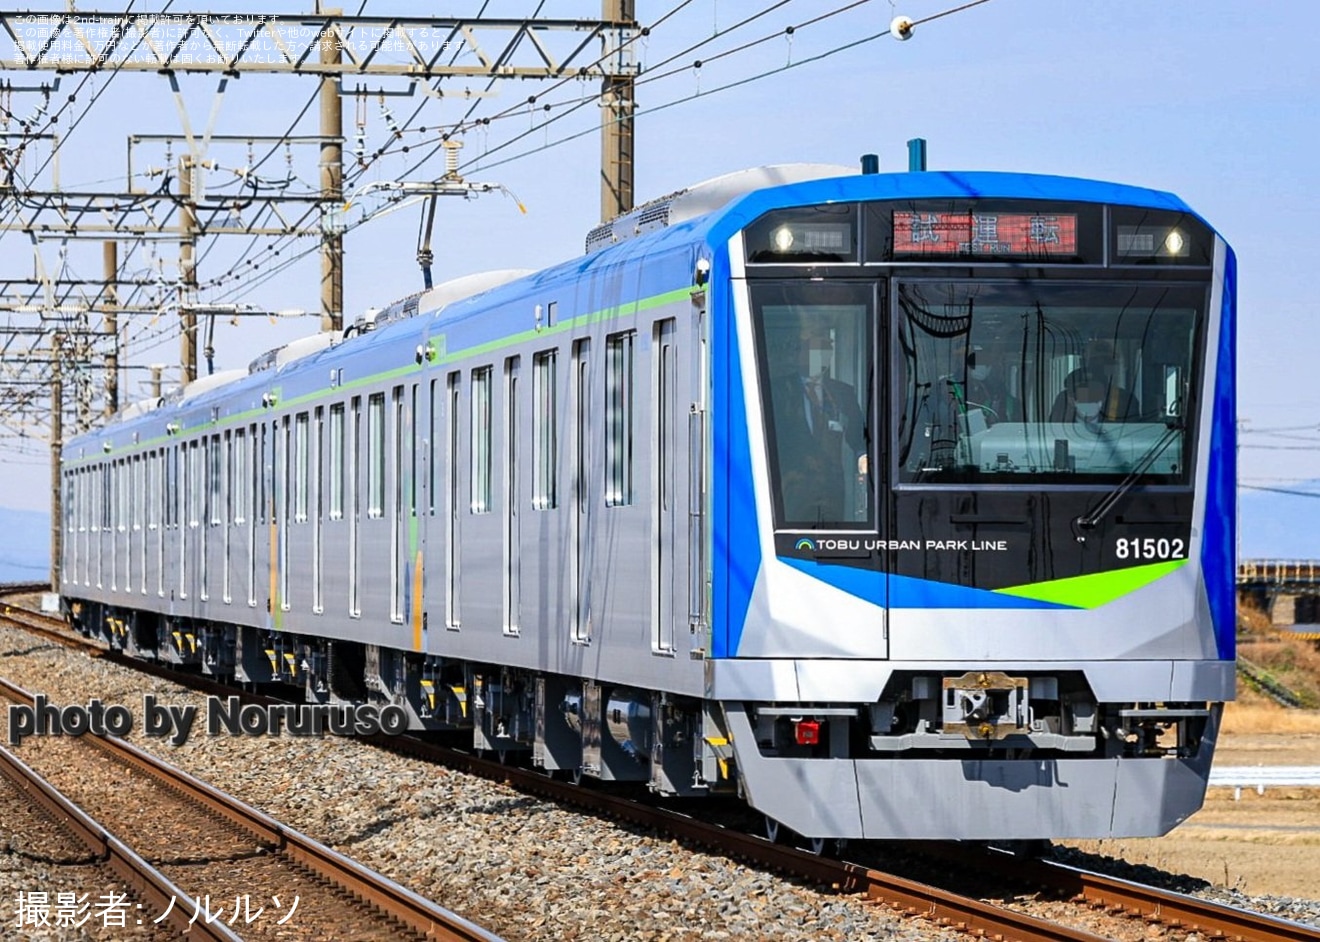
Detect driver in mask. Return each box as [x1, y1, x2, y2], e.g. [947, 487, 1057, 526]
[964, 344, 1011, 425]
[1050, 339, 1141, 423]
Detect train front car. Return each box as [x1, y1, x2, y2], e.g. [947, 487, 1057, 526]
[704, 172, 1235, 841]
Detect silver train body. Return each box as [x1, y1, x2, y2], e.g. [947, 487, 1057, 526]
[60, 166, 1237, 840]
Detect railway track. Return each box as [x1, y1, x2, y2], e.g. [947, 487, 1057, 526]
[3, 596, 1318, 941]
[398, 738, 1320, 942]
[0, 741, 239, 941]
[0, 673, 502, 942]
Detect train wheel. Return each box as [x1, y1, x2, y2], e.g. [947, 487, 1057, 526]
[801, 836, 847, 857]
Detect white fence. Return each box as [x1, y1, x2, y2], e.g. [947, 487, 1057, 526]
[1208, 765, 1320, 799]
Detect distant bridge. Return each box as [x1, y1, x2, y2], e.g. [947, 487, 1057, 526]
[1237, 559, 1320, 637]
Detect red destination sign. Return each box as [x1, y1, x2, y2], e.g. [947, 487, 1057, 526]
[893, 211, 1079, 257]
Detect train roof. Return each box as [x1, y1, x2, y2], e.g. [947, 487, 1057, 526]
[416, 169, 1215, 332]
[702, 169, 1210, 243]
[65, 168, 1220, 458]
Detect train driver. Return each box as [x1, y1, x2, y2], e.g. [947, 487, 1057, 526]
[767, 317, 869, 525]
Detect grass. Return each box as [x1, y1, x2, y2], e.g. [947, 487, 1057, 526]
[1222, 702, 1320, 735]
[1237, 643, 1320, 709]
[1226, 604, 1320, 732]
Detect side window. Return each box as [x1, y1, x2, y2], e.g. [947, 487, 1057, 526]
[294, 412, 310, 523]
[368, 392, 385, 519]
[532, 349, 558, 510]
[329, 403, 345, 520]
[470, 366, 493, 513]
[605, 331, 636, 507]
[233, 430, 247, 524]
[209, 435, 222, 526]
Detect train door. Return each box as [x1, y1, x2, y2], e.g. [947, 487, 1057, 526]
[221, 434, 231, 604]
[109, 460, 119, 591]
[185, 439, 199, 602]
[167, 445, 179, 599]
[245, 425, 258, 609]
[200, 437, 212, 602]
[445, 373, 461, 630]
[503, 358, 521, 635]
[420, 377, 437, 638]
[571, 338, 592, 644]
[652, 319, 677, 654]
[313, 406, 324, 614]
[418, 377, 436, 634]
[259, 421, 272, 617]
[147, 453, 157, 597]
[389, 385, 406, 625]
[349, 396, 362, 618]
[277, 416, 290, 615]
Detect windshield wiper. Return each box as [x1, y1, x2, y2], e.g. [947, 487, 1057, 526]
[1071, 421, 1183, 543]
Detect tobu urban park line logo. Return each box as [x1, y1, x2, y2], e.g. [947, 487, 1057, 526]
[792, 537, 1010, 552]
[7, 695, 408, 747]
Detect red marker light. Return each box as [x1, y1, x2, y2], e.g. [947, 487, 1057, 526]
[794, 719, 821, 746]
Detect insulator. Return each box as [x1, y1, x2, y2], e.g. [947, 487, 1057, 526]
[443, 139, 462, 179]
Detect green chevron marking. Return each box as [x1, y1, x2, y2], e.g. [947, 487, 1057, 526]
[994, 558, 1189, 609]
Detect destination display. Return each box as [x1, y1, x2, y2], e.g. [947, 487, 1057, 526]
[892, 210, 1079, 257]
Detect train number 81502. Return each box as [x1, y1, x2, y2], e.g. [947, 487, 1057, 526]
[1114, 537, 1186, 561]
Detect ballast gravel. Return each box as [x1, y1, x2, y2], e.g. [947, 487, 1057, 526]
[1, 624, 1317, 941]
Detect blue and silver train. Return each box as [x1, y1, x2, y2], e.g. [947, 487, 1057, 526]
[60, 164, 1236, 841]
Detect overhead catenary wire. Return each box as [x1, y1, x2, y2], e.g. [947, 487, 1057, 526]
[0, 0, 177, 438]
[6, 0, 999, 392]
[1241, 484, 1320, 499]
[197, 0, 906, 297]
[193, 0, 704, 299]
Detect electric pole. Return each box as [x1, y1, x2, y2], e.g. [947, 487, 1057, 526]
[601, 0, 637, 221]
[0, 9, 640, 590]
[179, 154, 198, 385]
[49, 333, 63, 589]
[103, 241, 119, 417]
[320, 6, 344, 333]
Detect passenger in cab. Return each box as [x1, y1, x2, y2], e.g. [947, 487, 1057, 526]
[1050, 339, 1141, 423]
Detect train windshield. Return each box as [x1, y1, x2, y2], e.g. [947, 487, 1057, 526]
[896, 280, 1204, 485]
[751, 282, 875, 529]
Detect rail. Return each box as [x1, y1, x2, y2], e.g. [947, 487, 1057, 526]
[4, 596, 1315, 942]
[0, 675, 504, 942]
[917, 844, 1320, 942]
[0, 742, 243, 941]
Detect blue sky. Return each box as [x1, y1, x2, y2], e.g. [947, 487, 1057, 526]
[2, 0, 1318, 553]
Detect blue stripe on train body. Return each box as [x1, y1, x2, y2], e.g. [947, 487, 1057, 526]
[1203, 247, 1237, 660]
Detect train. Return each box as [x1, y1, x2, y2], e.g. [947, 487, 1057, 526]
[58, 163, 1236, 842]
